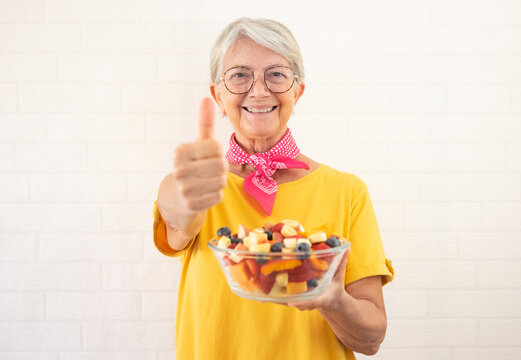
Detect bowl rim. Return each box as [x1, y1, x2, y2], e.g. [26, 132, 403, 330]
[208, 238, 350, 256]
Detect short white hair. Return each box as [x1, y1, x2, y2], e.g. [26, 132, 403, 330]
[210, 17, 305, 84]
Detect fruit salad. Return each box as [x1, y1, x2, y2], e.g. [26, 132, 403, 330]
[209, 219, 350, 301]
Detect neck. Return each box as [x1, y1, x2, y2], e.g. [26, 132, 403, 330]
[234, 128, 287, 154]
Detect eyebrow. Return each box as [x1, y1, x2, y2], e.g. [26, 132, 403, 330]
[225, 64, 289, 72]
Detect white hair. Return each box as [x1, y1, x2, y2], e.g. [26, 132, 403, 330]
[210, 17, 305, 85]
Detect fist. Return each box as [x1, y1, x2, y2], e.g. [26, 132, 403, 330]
[172, 97, 228, 212]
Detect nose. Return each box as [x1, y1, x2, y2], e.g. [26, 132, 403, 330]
[249, 75, 270, 97]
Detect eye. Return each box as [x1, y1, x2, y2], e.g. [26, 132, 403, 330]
[272, 72, 285, 77]
[268, 71, 287, 78]
[226, 69, 253, 82]
[232, 72, 248, 78]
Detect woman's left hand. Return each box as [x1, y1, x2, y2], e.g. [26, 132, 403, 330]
[283, 253, 388, 354]
[286, 251, 349, 311]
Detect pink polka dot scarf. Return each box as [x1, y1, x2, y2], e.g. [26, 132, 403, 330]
[225, 128, 309, 215]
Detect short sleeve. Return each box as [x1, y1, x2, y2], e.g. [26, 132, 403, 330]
[153, 201, 195, 258]
[345, 180, 394, 286]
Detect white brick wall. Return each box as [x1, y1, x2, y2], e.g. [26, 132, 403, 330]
[1, 0, 520, 359]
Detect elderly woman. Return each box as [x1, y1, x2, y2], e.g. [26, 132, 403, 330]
[154, 18, 394, 360]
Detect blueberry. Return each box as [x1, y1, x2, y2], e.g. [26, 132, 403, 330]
[264, 230, 273, 240]
[231, 237, 243, 244]
[270, 242, 284, 252]
[296, 243, 310, 252]
[295, 243, 310, 259]
[255, 255, 268, 264]
[307, 278, 318, 288]
[217, 227, 231, 237]
[325, 236, 341, 248]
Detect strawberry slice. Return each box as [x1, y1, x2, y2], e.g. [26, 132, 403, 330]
[269, 223, 284, 233]
[235, 243, 249, 251]
[311, 243, 330, 251]
[258, 272, 276, 294]
[311, 242, 335, 263]
[288, 260, 320, 282]
[272, 231, 284, 243]
[245, 258, 260, 279]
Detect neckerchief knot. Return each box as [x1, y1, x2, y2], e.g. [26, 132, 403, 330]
[225, 129, 309, 215]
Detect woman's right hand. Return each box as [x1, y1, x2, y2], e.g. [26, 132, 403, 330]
[157, 97, 228, 249]
[172, 97, 228, 212]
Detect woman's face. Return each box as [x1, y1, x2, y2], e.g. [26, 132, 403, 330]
[211, 37, 305, 147]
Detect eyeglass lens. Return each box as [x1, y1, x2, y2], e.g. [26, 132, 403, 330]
[223, 66, 295, 94]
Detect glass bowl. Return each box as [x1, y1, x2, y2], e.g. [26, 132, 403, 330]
[208, 238, 350, 303]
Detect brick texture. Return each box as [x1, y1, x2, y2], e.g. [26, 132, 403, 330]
[1, 1, 520, 358]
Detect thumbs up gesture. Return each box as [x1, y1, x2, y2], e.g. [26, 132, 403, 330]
[171, 97, 228, 212]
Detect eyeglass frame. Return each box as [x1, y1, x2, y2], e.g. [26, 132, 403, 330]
[218, 65, 300, 95]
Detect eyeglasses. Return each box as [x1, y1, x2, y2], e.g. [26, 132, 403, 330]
[219, 65, 298, 94]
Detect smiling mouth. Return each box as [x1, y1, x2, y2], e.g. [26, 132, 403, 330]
[243, 106, 277, 113]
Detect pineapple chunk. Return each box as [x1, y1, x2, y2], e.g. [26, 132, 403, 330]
[281, 224, 298, 237]
[275, 272, 289, 287]
[283, 237, 298, 249]
[243, 235, 256, 248]
[268, 284, 286, 296]
[249, 242, 271, 253]
[249, 231, 268, 242]
[308, 231, 327, 244]
[217, 236, 231, 248]
[282, 219, 304, 232]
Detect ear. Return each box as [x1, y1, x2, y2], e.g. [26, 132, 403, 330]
[293, 82, 305, 105]
[210, 83, 226, 116]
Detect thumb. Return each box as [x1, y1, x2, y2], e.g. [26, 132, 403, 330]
[197, 97, 216, 140]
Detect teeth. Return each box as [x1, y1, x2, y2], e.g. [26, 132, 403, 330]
[245, 106, 275, 113]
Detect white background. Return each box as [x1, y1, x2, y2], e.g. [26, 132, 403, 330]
[1, 0, 521, 359]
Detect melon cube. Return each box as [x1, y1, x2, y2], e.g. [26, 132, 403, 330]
[286, 281, 308, 294]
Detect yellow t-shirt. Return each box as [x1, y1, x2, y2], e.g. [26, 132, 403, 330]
[153, 165, 394, 360]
